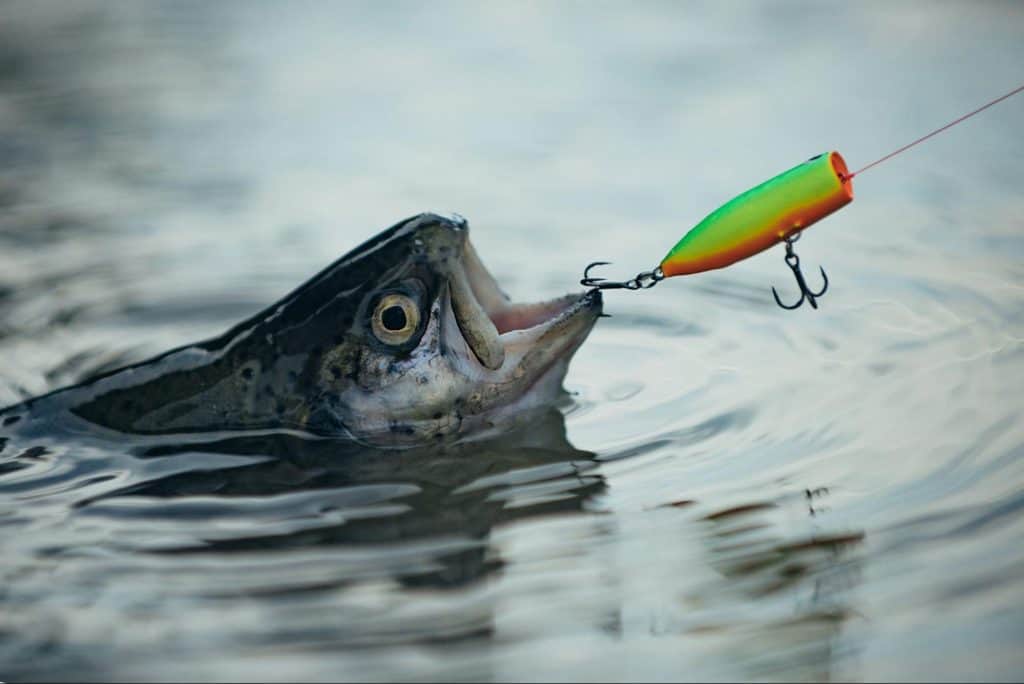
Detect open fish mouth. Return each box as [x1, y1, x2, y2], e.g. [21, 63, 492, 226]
[446, 236, 602, 388]
[332, 214, 604, 445]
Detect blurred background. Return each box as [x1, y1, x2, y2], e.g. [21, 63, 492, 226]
[1, 1, 1022, 681]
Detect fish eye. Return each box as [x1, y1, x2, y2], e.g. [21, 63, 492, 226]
[371, 293, 421, 346]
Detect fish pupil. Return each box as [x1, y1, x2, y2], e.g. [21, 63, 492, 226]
[381, 306, 407, 331]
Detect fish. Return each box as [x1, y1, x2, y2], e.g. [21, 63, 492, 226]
[0, 213, 603, 446]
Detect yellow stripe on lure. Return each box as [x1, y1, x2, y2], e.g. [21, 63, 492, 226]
[581, 151, 854, 309]
[660, 151, 853, 277]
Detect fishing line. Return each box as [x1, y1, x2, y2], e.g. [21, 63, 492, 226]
[582, 83, 1024, 311]
[847, 83, 1024, 179]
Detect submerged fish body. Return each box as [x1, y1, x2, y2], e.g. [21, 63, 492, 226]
[0, 213, 602, 446]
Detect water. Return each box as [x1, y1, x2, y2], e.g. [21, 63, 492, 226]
[1, 1, 1023, 680]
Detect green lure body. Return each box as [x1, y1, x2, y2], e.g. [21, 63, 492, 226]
[659, 151, 854, 278]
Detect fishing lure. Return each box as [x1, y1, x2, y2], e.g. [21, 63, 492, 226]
[583, 83, 1024, 310]
[582, 151, 852, 310]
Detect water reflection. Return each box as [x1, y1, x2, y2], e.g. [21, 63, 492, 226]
[1, 395, 870, 680]
[697, 496, 864, 680]
[75, 408, 603, 590]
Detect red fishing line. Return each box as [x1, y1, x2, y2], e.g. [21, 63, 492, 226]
[848, 83, 1024, 179]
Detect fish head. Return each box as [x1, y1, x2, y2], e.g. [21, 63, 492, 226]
[281, 213, 602, 445]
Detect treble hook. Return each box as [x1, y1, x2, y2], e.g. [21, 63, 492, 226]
[581, 261, 617, 288]
[581, 262, 664, 290]
[771, 232, 829, 310]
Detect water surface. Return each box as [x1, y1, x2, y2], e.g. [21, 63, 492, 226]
[1, 2, 1023, 680]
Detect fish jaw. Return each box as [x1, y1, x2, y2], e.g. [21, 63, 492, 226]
[440, 283, 603, 434]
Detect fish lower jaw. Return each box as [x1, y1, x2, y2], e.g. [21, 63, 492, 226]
[453, 356, 574, 442]
[496, 290, 602, 363]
